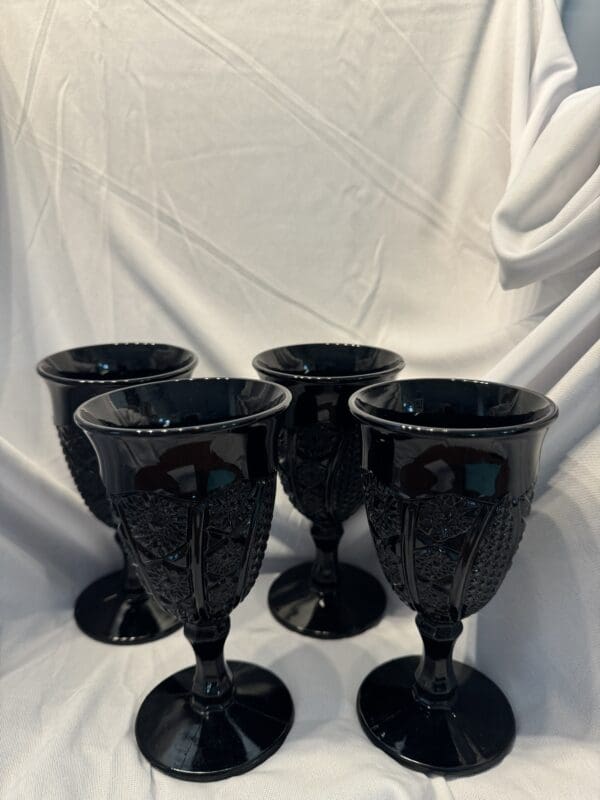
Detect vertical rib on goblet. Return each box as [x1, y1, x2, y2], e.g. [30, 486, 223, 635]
[76, 377, 294, 781]
[351, 378, 558, 775]
[253, 343, 404, 638]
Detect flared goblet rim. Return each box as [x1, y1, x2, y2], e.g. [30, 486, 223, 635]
[349, 377, 558, 437]
[36, 342, 198, 387]
[74, 377, 292, 436]
[252, 342, 405, 384]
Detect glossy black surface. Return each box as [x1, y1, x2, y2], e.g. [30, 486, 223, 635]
[350, 378, 558, 776]
[253, 343, 404, 638]
[357, 655, 515, 775]
[268, 562, 386, 639]
[37, 343, 196, 644]
[136, 661, 293, 781]
[76, 378, 294, 781]
[74, 569, 180, 645]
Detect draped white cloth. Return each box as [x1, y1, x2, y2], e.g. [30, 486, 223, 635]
[0, 1, 598, 798]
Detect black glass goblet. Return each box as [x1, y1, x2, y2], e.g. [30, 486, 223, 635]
[75, 378, 294, 781]
[253, 344, 404, 638]
[37, 343, 197, 644]
[350, 378, 558, 775]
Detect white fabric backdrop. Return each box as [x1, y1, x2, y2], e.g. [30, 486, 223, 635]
[0, 1, 598, 798]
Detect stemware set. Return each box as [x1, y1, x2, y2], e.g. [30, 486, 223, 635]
[37, 342, 557, 781]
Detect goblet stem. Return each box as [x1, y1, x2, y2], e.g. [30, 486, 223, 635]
[413, 615, 463, 708]
[310, 521, 343, 589]
[184, 618, 234, 712]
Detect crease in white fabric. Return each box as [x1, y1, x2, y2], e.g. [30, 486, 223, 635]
[2, 110, 360, 340]
[493, 88, 600, 288]
[354, 235, 385, 328]
[367, 0, 509, 143]
[24, 187, 51, 252]
[140, 0, 493, 258]
[507, 0, 577, 180]
[537, 341, 600, 485]
[13, 0, 59, 144]
[486, 267, 599, 389]
[491, 4, 599, 298]
[105, 204, 267, 377]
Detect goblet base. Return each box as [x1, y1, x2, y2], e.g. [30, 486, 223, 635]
[74, 570, 181, 645]
[135, 661, 294, 781]
[357, 656, 516, 776]
[268, 562, 386, 639]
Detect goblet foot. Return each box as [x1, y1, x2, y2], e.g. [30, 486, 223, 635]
[135, 661, 294, 781]
[74, 570, 181, 645]
[268, 562, 386, 639]
[357, 656, 515, 776]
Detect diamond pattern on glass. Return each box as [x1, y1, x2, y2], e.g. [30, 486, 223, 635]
[111, 476, 276, 624]
[362, 470, 534, 624]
